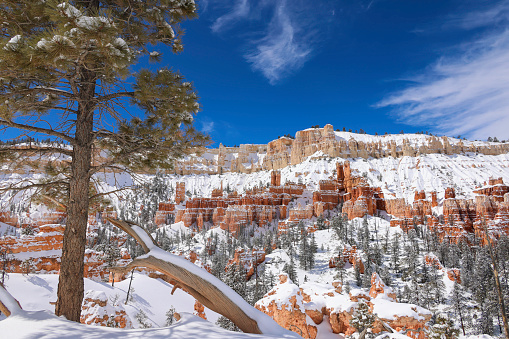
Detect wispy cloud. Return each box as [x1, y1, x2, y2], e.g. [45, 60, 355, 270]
[245, 1, 311, 84]
[201, 121, 215, 134]
[377, 3, 509, 140]
[208, 0, 321, 84]
[211, 0, 250, 33]
[448, 0, 509, 30]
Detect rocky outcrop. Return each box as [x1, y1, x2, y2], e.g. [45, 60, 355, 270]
[194, 300, 207, 320]
[369, 272, 397, 302]
[255, 274, 318, 339]
[256, 273, 431, 339]
[80, 290, 132, 328]
[264, 139, 293, 171]
[226, 248, 266, 280]
[0, 224, 131, 279]
[329, 246, 365, 274]
[173, 124, 509, 174]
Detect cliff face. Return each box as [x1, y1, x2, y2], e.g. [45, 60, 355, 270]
[174, 124, 509, 175]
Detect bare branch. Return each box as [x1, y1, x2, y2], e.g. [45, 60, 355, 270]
[0, 180, 69, 192]
[0, 119, 75, 144]
[0, 145, 72, 157]
[95, 91, 135, 104]
[90, 186, 133, 201]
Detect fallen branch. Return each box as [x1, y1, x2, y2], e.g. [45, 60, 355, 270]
[0, 284, 22, 317]
[107, 218, 297, 337]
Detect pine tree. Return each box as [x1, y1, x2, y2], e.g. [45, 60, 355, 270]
[427, 314, 459, 339]
[165, 306, 176, 326]
[299, 235, 309, 270]
[216, 316, 240, 332]
[449, 282, 468, 335]
[284, 257, 298, 284]
[135, 309, 152, 329]
[0, 246, 12, 287]
[350, 301, 375, 336]
[0, 0, 208, 321]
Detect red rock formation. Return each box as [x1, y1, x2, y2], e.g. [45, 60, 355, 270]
[257, 273, 431, 339]
[255, 275, 317, 339]
[424, 253, 443, 270]
[0, 224, 131, 280]
[271, 170, 281, 186]
[226, 248, 266, 280]
[447, 269, 461, 284]
[369, 272, 397, 302]
[329, 246, 365, 274]
[445, 187, 456, 199]
[175, 182, 186, 204]
[194, 300, 207, 320]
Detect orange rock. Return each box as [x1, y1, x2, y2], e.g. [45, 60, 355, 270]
[194, 300, 207, 320]
[369, 272, 397, 302]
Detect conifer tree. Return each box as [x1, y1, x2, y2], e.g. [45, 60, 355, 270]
[350, 301, 375, 337]
[427, 314, 459, 339]
[0, 0, 208, 321]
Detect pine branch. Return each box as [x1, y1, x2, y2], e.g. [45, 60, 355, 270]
[95, 91, 135, 104]
[0, 119, 75, 144]
[0, 145, 73, 157]
[0, 180, 69, 192]
[90, 186, 133, 201]
[3, 87, 74, 99]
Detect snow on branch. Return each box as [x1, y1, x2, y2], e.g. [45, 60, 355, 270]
[0, 285, 22, 317]
[106, 218, 299, 338]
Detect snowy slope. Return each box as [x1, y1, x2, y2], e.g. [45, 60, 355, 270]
[0, 311, 287, 339]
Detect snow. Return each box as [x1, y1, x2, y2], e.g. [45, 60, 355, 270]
[0, 285, 21, 315]
[0, 311, 290, 339]
[4, 35, 22, 51]
[139, 247, 299, 337]
[371, 298, 430, 321]
[1, 273, 222, 328]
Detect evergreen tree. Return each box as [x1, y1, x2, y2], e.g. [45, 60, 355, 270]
[284, 257, 298, 284]
[350, 301, 375, 337]
[165, 306, 176, 326]
[135, 309, 152, 329]
[449, 282, 468, 335]
[0, 246, 12, 287]
[391, 233, 400, 272]
[299, 235, 309, 270]
[0, 0, 208, 321]
[216, 316, 240, 332]
[427, 314, 460, 339]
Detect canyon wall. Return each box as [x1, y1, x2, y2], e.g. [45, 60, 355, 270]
[174, 124, 509, 175]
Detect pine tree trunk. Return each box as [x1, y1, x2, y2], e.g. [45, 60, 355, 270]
[55, 67, 95, 321]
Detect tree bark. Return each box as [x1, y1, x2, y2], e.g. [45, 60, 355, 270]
[55, 67, 95, 321]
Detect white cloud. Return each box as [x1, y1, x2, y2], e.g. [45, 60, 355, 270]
[211, 0, 250, 33]
[208, 0, 316, 84]
[201, 121, 215, 133]
[245, 1, 311, 84]
[449, 0, 509, 30]
[378, 3, 509, 140]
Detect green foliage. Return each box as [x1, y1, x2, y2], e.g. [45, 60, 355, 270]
[165, 306, 176, 327]
[0, 0, 209, 198]
[427, 314, 460, 339]
[350, 301, 375, 334]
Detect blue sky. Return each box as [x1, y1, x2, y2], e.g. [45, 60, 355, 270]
[158, 0, 509, 146]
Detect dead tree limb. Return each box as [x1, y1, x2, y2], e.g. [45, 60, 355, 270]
[107, 218, 296, 337]
[0, 285, 22, 317]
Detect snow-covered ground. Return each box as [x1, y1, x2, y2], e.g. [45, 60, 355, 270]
[0, 311, 286, 339]
[1, 273, 220, 327]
